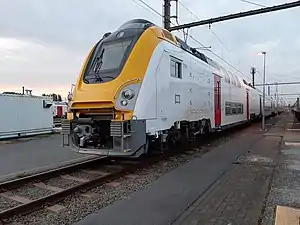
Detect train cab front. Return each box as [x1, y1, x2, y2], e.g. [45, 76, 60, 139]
[66, 108, 147, 158]
[62, 19, 157, 158]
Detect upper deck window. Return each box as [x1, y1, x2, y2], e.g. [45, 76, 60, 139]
[234, 74, 241, 87]
[228, 71, 237, 86]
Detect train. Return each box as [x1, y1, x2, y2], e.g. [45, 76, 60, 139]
[62, 19, 278, 158]
[52, 102, 68, 118]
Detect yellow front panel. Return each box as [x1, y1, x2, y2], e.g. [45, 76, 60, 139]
[70, 26, 177, 120]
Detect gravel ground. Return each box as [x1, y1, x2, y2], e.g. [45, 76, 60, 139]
[43, 176, 81, 189]
[10, 153, 202, 225]
[94, 165, 125, 174]
[0, 196, 20, 212]
[7, 126, 255, 225]
[67, 170, 100, 180]
[9, 137, 226, 225]
[5, 119, 277, 225]
[11, 184, 54, 201]
[261, 146, 300, 225]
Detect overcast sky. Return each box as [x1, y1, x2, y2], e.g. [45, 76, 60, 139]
[0, 0, 299, 103]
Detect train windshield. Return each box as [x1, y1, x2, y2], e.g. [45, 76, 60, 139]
[84, 38, 133, 83]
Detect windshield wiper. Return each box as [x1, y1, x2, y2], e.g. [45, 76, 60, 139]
[93, 49, 105, 73]
[88, 49, 105, 81]
[84, 76, 115, 83]
[99, 75, 115, 79]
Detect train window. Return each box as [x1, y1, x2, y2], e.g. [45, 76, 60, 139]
[227, 71, 233, 85]
[225, 102, 244, 116]
[235, 76, 241, 87]
[229, 72, 237, 86]
[220, 66, 229, 84]
[225, 102, 231, 115]
[232, 74, 239, 87]
[232, 76, 237, 86]
[91, 39, 132, 72]
[224, 72, 230, 84]
[213, 61, 221, 70]
[231, 103, 237, 114]
[170, 57, 182, 79]
[237, 104, 242, 114]
[210, 60, 220, 71]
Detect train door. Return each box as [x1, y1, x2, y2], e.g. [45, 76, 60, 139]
[214, 75, 221, 127]
[57, 106, 63, 118]
[246, 90, 250, 120]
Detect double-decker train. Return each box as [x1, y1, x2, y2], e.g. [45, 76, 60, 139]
[62, 19, 277, 158]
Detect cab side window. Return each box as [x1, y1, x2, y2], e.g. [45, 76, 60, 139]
[170, 57, 182, 79]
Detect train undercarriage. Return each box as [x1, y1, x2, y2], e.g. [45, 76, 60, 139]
[62, 111, 213, 158]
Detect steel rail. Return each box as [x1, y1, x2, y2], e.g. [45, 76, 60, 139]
[0, 155, 163, 221]
[0, 157, 107, 190]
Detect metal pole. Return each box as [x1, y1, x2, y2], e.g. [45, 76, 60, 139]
[262, 52, 266, 130]
[275, 82, 278, 114]
[163, 0, 171, 30]
[251, 67, 256, 87]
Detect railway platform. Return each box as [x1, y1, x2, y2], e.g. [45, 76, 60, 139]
[74, 113, 300, 225]
[0, 134, 97, 182]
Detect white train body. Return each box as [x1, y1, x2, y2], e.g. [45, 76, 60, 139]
[135, 39, 268, 134]
[65, 19, 276, 158]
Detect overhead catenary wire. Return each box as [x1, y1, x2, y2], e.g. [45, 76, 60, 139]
[179, 1, 232, 53]
[169, 1, 300, 31]
[187, 34, 252, 81]
[134, 0, 163, 17]
[131, 1, 298, 104]
[178, 0, 252, 80]
[132, 0, 252, 81]
[177, 0, 300, 93]
[132, 0, 163, 18]
[238, 0, 266, 8]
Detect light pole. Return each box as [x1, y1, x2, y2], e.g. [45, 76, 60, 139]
[275, 82, 278, 115]
[259, 51, 266, 131]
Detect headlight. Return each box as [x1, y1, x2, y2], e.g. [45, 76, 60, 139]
[115, 83, 141, 110]
[122, 89, 135, 100]
[120, 100, 128, 106]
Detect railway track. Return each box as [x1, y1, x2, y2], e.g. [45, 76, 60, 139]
[0, 155, 160, 223]
[0, 147, 185, 224]
[0, 117, 277, 224]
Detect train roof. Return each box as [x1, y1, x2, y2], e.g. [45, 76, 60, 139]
[117, 19, 255, 91]
[174, 35, 256, 90]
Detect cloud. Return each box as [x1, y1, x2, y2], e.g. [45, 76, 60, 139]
[0, 37, 84, 94]
[0, 0, 299, 103]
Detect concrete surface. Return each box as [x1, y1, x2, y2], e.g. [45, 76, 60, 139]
[173, 135, 282, 225]
[261, 114, 300, 225]
[0, 134, 96, 182]
[74, 121, 267, 225]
